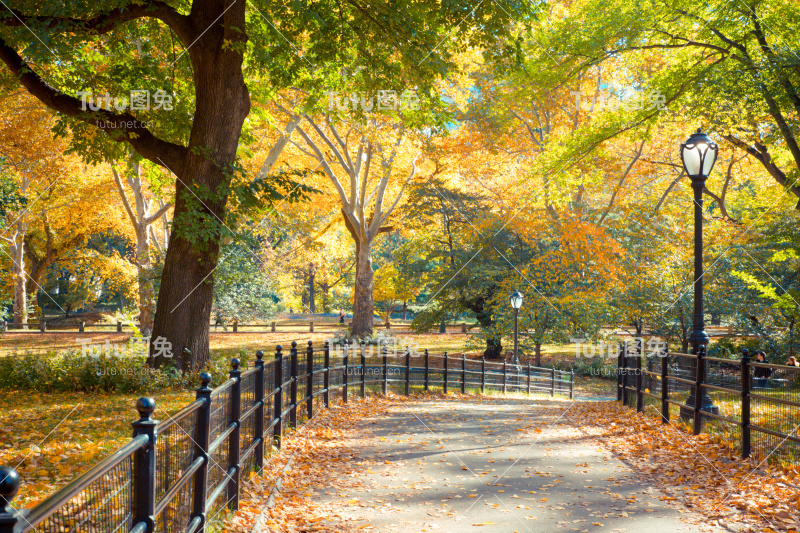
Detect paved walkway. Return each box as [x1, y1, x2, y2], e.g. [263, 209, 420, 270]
[313, 396, 722, 532]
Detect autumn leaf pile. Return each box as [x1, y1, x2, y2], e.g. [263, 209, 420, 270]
[229, 395, 397, 532]
[0, 390, 193, 508]
[566, 402, 800, 533]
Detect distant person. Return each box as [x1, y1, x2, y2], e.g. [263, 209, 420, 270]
[339, 308, 345, 325]
[787, 356, 799, 367]
[754, 351, 772, 388]
[213, 312, 227, 332]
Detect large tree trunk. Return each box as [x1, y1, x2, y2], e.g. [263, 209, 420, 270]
[351, 240, 374, 336]
[534, 342, 542, 366]
[149, 8, 251, 370]
[0, 0, 253, 370]
[7, 178, 30, 329]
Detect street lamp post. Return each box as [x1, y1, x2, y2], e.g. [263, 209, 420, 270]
[680, 128, 719, 416]
[510, 291, 523, 366]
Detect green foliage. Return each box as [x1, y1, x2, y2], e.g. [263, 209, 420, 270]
[212, 241, 280, 324]
[0, 349, 255, 393]
[0, 165, 26, 223]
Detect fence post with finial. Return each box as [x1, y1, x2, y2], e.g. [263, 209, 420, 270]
[381, 345, 388, 396]
[424, 349, 430, 391]
[527, 362, 531, 395]
[741, 349, 751, 458]
[254, 352, 264, 470]
[323, 341, 330, 408]
[0, 466, 22, 533]
[192, 373, 212, 531]
[132, 397, 158, 532]
[274, 345, 283, 447]
[343, 340, 349, 403]
[289, 342, 298, 427]
[306, 341, 314, 419]
[443, 352, 449, 395]
[405, 347, 411, 396]
[227, 358, 242, 510]
[569, 370, 574, 400]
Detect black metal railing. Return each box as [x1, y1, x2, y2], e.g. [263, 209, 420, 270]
[0, 341, 572, 533]
[616, 345, 800, 467]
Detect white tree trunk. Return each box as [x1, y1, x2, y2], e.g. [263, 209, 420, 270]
[4, 176, 30, 329]
[292, 115, 418, 337]
[112, 160, 171, 336]
[10, 229, 26, 328]
[352, 239, 375, 335]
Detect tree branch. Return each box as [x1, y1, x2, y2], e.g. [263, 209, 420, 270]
[1, 2, 193, 44]
[145, 201, 173, 226]
[653, 170, 684, 215]
[0, 37, 188, 172]
[597, 137, 646, 226]
[111, 164, 139, 227]
[723, 134, 800, 203]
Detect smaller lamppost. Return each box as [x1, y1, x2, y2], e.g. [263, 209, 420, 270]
[510, 291, 523, 365]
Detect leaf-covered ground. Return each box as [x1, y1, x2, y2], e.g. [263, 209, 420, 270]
[0, 331, 575, 359]
[231, 395, 799, 532]
[0, 390, 193, 508]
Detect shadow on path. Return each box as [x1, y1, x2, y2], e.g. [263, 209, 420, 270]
[312, 395, 723, 532]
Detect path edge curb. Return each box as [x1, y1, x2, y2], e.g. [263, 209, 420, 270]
[250, 452, 298, 533]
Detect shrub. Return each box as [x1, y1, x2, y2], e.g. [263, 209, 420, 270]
[0, 349, 254, 393]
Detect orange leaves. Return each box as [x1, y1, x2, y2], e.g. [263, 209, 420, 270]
[0, 389, 192, 509]
[231, 396, 396, 532]
[568, 401, 800, 532]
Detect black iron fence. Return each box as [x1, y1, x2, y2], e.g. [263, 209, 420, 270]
[0, 342, 572, 533]
[617, 346, 800, 467]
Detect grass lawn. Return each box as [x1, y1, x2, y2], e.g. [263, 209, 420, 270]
[0, 330, 576, 360]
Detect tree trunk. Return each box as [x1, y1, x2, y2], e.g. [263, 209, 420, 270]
[308, 262, 316, 314]
[111, 160, 169, 337]
[10, 232, 27, 329]
[149, 22, 251, 370]
[320, 283, 330, 313]
[135, 226, 155, 336]
[534, 342, 542, 366]
[484, 337, 503, 359]
[351, 240, 374, 336]
[150, 175, 226, 370]
[402, 300, 407, 320]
